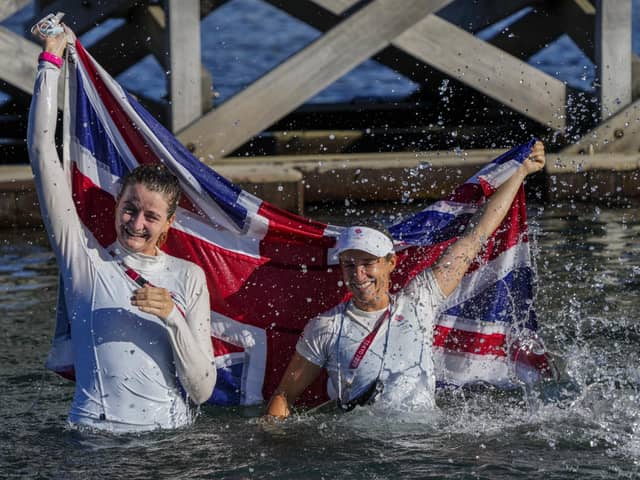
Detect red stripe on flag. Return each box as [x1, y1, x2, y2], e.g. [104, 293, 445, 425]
[434, 325, 507, 357]
[444, 183, 484, 205]
[75, 42, 203, 217]
[163, 228, 267, 321]
[391, 241, 453, 291]
[71, 163, 117, 247]
[75, 41, 158, 166]
[212, 337, 245, 356]
[258, 202, 335, 266]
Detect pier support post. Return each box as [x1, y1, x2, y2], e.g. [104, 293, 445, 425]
[595, 0, 632, 119]
[165, 0, 202, 132]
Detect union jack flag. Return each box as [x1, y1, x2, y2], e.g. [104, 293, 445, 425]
[46, 40, 556, 406]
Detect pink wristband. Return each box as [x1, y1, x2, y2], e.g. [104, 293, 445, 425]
[38, 51, 63, 68]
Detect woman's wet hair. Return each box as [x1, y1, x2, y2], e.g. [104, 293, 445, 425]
[119, 164, 181, 217]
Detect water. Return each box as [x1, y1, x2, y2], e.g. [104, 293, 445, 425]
[2, 203, 640, 479]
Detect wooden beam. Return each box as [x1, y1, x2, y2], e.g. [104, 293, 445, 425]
[58, 0, 228, 76]
[179, 0, 454, 158]
[165, 0, 202, 132]
[140, 5, 212, 117]
[561, 98, 640, 154]
[0, 0, 31, 22]
[0, 27, 64, 105]
[0, 27, 40, 95]
[309, 0, 565, 127]
[512, 1, 640, 104]
[86, 4, 214, 121]
[393, 15, 566, 129]
[595, 0, 632, 119]
[273, 0, 565, 128]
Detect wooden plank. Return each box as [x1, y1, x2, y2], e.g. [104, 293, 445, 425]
[393, 15, 566, 129]
[275, 0, 565, 127]
[525, 0, 639, 103]
[142, 5, 212, 116]
[178, 0, 454, 158]
[595, 0, 632, 119]
[0, 0, 31, 22]
[561, 98, 640, 154]
[0, 27, 41, 95]
[0, 27, 64, 105]
[86, 5, 213, 120]
[165, 0, 202, 132]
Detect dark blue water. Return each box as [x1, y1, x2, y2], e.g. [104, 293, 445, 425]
[1, 203, 640, 479]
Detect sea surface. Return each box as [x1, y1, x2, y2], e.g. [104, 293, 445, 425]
[1, 203, 640, 479]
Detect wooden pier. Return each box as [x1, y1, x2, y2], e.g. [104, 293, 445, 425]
[0, 0, 639, 226]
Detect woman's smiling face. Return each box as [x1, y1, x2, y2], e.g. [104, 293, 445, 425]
[114, 183, 175, 255]
[339, 249, 396, 311]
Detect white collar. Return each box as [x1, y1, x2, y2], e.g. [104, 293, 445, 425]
[345, 301, 389, 331]
[110, 240, 165, 273]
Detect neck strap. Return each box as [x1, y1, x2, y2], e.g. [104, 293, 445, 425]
[110, 250, 186, 317]
[348, 304, 391, 369]
[336, 299, 393, 406]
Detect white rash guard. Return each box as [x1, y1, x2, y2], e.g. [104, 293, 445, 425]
[296, 269, 445, 411]
[27, 61, 216, 433]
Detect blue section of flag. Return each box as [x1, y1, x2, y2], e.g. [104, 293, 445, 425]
[48, 41, 553, 405]
[210, 364, 244, 405]
[74, 68, 128, 179]
[127, 95, 249, 230]
[390, 211, 473, 245]
[443, 267, 537, 330]
[491, 140, 535, 166]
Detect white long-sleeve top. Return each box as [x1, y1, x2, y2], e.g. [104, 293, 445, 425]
[27, 61, 216, 433]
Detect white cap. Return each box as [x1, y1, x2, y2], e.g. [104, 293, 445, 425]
[334, 226, 394, 258]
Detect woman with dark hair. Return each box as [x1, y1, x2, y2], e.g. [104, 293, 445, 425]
[28, 25, 215, 433]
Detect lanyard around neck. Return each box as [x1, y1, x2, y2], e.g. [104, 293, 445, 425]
[336, 299, 393, 407]
[110, 250, 186, 318]
[348, 304, 392, 369]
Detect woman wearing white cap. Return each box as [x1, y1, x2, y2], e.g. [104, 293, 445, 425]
[265, 142, 546, 418]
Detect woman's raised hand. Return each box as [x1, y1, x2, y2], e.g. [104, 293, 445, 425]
[522, 140, 546, 176]
[40, 23, 74, 58]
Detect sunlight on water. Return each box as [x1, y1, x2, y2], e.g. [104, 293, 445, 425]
[1, 204, 640, 478]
